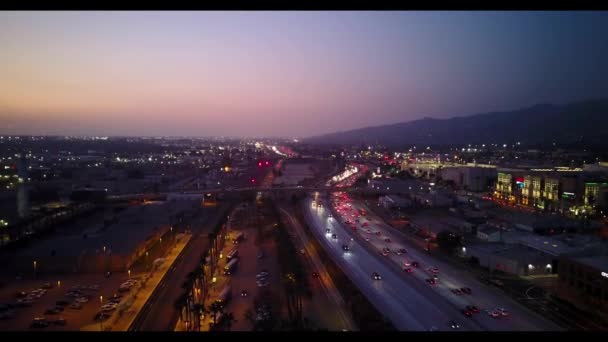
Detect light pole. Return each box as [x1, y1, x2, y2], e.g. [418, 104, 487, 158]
[33, 260, 37, 278]
[99, 295, 104, 331]
[128, 269, 131, 279]
[57, 280, 61, 288]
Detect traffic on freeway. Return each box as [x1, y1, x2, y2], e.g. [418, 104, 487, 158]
[303, 168, 562, 331]
[304, 196, 478, 331]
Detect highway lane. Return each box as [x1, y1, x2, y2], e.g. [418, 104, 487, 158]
[330, 192, 562, 331]
[302, 198, 477, 331]
[279, 207, 357, 331]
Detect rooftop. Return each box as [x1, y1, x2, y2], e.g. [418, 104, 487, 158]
[16, 200, 197, 257]
[573, 255, 608, 271]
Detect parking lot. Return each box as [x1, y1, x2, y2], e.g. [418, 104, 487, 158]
[196, 202, 284, 331]
[0, 272, 135, 330]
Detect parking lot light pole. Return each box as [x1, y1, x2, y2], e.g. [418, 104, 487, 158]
[99, 295, 103, 331]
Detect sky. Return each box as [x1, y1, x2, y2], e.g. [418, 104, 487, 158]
[1, 11, 607, 138]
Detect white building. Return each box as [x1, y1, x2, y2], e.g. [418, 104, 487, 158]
[440, 164, 497, 192]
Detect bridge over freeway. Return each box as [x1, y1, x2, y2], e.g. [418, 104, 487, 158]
[106, 186, 401, 202]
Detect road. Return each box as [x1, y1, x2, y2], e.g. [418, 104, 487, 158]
[129, 204, 231, 331]
[303, 197, 474, 331]
[279, 206, 357, 331]
[321, 189, 562, 331]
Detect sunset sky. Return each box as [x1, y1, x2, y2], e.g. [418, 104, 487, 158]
[1, 11, 607, 137]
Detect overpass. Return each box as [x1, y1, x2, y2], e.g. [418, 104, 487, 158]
[106, 186, 406, 203]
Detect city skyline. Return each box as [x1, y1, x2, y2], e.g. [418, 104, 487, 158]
[1, 11, 608, 137]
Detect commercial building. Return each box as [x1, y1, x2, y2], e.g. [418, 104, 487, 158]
[493, 165, 608, 215]
[4, 200, 197, 274]
[557, 255, 608, 318]
[378, 195, 412, 210]
[440, 163, 497, 192]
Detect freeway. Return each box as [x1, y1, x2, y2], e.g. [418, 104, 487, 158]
[302, 197, 477, 331]
[325, 190, 562, 331]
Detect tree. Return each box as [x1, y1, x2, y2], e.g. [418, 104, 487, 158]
[436, 230, 461, 254]
[224, 312, 236, 331]
[209, 301, 224, 328]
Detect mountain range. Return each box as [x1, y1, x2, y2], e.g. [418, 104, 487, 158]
[306, 99, 608, 147]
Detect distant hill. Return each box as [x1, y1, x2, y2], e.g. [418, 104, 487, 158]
[306, 99, 608, 147]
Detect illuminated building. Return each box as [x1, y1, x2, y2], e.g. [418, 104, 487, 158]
[496, 172, 513, 200]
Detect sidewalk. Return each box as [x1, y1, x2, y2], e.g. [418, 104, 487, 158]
[81, 233, 192, 331]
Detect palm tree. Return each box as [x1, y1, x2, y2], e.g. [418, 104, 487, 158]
[224, 312, 236, 331]
[209, 301, 224, 328]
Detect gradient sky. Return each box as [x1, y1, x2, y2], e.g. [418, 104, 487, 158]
[1, 11, 607, 137]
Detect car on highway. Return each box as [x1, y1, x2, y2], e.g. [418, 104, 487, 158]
[375, 231, 381, 236]
[384, 238, 391, 243]
[466, 305, 479, 314]
[449, 320, 460, 329]
[451, 289, 463, 295]
[428, 266, 439, 273]
[497, 307, 509, 316]
[461, 287, 472, 294]
[342, 244, 350, 251]
[325, 228, 331, 234]
[462, 309, 473, 317]
[241, 290, 248, 297]
[312, 272, 319, 278]
[411, 261, 420, 268]
[396, 248, 407, 255]
[403, 267, 413, 273]
[299, 249, 306, 255]
[372, 272, 382, 280]
[331, 234, 338, 239]
[486, 309, 501, 318]
[364, 237, 370, 241]
[425, 278, 437, 285]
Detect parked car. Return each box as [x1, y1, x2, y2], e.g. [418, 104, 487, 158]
[56, 300, 71, 306]
[51, 317, 67, 326]
[69, 303, 83, 310]
[31, 317, 49, 328]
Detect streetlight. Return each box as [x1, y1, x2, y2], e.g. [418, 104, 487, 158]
[33, 260, 37, 278]
[103, 246, 106, 253]
[99, 295, 104, 331]
[57, 280, 61, 288]
[128, 269, 131, 279]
